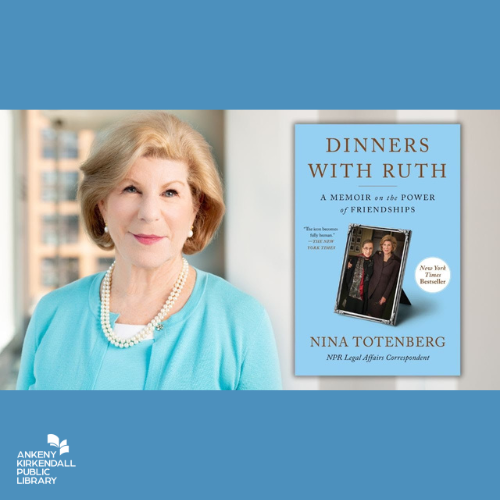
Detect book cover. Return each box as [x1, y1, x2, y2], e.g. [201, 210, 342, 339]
[295, 124, 460, 375]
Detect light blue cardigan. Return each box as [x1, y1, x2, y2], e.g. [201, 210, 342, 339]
[16, 269, 282, 390]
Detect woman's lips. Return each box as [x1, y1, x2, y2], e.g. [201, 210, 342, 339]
[132, 233, 165, 246]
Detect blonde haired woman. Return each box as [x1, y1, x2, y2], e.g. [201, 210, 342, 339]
[17, 112, 281, 390]
[367, 235, 400, 319]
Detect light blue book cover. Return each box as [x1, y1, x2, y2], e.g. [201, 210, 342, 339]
[295, 124, 460, 375]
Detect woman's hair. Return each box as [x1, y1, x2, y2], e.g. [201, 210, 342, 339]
[361, 239, 373, 248]
[78, 111, 225, 254]
[380, 234, 397, 252]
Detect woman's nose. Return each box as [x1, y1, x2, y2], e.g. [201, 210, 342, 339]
[138, 194, 161, 222]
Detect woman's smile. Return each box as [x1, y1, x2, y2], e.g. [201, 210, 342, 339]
[132, 233, 166, 245]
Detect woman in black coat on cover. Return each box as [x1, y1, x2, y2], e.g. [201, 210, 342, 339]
[367, 235, 401, 319]
[343, 240, 374, 315]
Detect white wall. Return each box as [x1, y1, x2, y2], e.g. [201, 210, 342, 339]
[225, 111, 320, 390]
[457, 110, 500, 390]
[0, 110, 15, 352]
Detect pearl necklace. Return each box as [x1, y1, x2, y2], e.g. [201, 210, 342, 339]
[100, 258, 189, 348]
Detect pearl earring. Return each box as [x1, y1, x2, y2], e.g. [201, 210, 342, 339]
[104, 224, 109, 234]
[188, 226, 194, 238]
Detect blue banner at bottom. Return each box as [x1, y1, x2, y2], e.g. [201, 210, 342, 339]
[1, 391, 498, 500]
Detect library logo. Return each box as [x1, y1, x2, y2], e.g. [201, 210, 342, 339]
[17, 434, 76, 485]
[48, 434, 69, 455]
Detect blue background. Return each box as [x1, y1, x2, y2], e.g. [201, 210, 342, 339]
[295, 125, 460, 375]
[1, 1, 499, 499]
[3, 392, 499, 499]
[0, 0, 499, 110]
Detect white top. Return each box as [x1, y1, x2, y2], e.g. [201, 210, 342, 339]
[113, 323, 153, 340]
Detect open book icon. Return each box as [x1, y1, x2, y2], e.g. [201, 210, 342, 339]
[48, 434, 69, 455]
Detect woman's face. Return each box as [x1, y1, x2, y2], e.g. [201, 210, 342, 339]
[382, 240, 393, 255]
[99, 156, 197, 270]
[362, 243, 373, 258]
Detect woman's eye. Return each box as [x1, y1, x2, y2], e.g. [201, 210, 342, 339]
[123, 185, 138, 193]
[163, 189, 178, 198]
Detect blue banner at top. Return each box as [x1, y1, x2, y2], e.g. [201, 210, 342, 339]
[0, 1, 499, 109]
